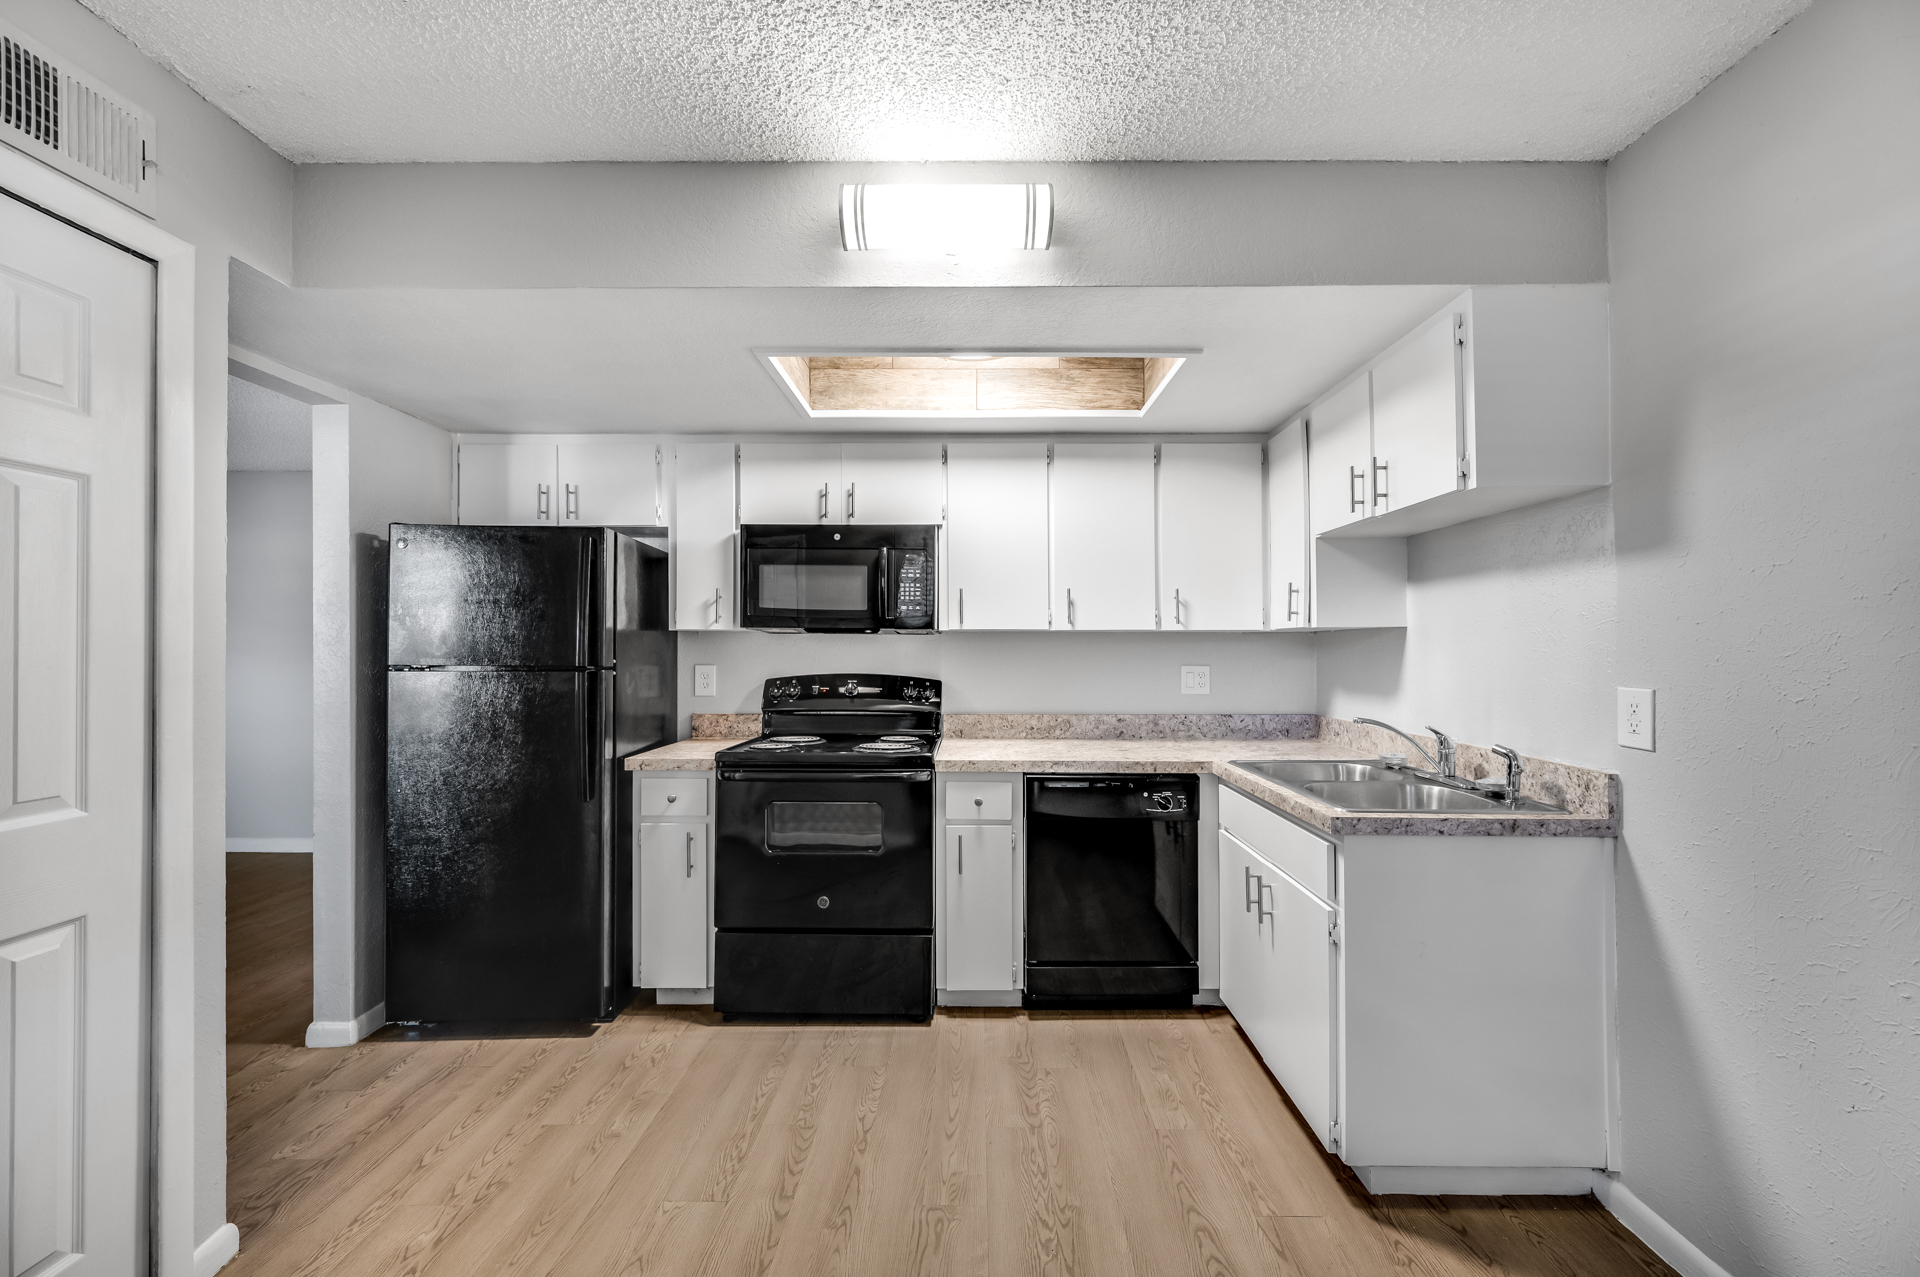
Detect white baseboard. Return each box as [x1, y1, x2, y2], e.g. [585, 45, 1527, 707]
[1194, 989, 1225, 1007]
[225, 837, 314, 854]
[1354, 1166, 1599, 1196]
[655, 988, 713, 1005]
[937, 990, 1022, 1007]
[194, 1222, 240, 1277]
[305, 1001, 386, 1047]
[1592, 1175, 1736, 1277]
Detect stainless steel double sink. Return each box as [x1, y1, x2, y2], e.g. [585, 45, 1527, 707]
[1227, 758, 1568, 815]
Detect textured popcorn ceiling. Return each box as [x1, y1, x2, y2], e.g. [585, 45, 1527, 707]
[82, 0, 1807, 162]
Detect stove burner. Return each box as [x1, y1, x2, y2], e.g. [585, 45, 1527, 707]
[879, 735, 922, 742]
[748, 740, 799, 751]
[769, 735, 822, 743]
[854, 740, 919, 753]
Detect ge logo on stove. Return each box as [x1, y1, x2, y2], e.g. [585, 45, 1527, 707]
[816, 896, 830, 909]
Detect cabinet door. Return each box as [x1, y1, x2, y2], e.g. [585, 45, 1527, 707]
[946, 440, 1050, 630]
[559, 440, 660, 526]
[739, 442, 842, 524]
[1259, 863, 1338, 1154]
[1218, 832, 1268, 1037]
[1370, 314, 1462, 516]
[638, 823, 710, 988]
[1050, 443, 1157, 630]
[1158, 442, 1264, 631]
[841, 440, 945, 524]
[1266, 420, 1309, 629]
[1307, 374, 1372, 537]
[943, 824, 1016, 991]
[458, 442, 557, 525]
[671, 442, 738, 630]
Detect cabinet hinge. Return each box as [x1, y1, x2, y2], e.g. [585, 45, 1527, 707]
[1329, 1119, 1342, 1153]
[1454, 313, 1467, 346]
[1328, 916, 1341, 944]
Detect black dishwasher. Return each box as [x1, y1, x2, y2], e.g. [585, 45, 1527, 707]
[1024, 775, 1199, 1009]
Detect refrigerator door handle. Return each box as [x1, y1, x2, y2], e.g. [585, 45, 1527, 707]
[575, 537, 595, 667]
[581, 673, 599, 802]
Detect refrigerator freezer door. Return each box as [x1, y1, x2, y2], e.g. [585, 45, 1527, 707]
[387, 668, 609, 1020]
[389, 524, 599, 669]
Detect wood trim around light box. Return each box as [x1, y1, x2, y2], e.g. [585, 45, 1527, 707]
[761, 351, 1193, 418]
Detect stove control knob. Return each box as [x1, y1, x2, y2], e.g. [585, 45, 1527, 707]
[816, 895, 830, 909]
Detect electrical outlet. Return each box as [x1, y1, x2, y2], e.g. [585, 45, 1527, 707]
[693, 664, 717, 697]
[1181, 665, 1211, 696]
[1617, 687, 1654, 750]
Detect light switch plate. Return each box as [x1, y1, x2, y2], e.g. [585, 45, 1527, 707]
[693, 664, 717, 697]
[1617, 687, 1654, 750]
[1181, 665, 1211, 696]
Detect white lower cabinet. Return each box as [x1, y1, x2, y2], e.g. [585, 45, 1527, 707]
[636, 774, 713, 994]
[943, 824, 1015, 991]
[1217, 785, 1613, 1176]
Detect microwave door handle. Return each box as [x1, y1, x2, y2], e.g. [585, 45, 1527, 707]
[878, 547, 894, 620]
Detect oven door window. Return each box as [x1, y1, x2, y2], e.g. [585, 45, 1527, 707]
[765, 801, 886, 855]
[746, 549, 876, 625]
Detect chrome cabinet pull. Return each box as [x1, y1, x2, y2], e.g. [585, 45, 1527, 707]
[847, 482, 856, 520]
[712, 586, 722, 627]
[1244, 866, 1259, 913]
[1258, 881, 1274, 925]
[1066, 587, 1075, 627]
[957, 833, 964, 876]
[1173, 588, 1184, 626]
[818, 484, 829, 520]
[565, 482, 579, 519]
[1285, 582, 1300, 622]
[685, 829, 694, 878]
[1348, 467, 1364, 513]
[538, 483, 551, 519]
[958, 587, 965, 626]
[1372, 458, 1389, 509]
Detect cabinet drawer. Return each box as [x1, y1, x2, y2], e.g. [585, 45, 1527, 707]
[639, 776, 709, 818]
[945, 781, 1013, 822]
[1220, 785, 1334, 902]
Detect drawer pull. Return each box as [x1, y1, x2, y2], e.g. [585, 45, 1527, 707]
[685, 830, 694, 878]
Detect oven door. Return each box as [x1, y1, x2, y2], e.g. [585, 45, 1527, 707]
[740, 546, 880, 632]
[716, 770, 934, 930]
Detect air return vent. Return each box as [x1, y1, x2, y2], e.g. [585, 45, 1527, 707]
[1, 19, 156, 216]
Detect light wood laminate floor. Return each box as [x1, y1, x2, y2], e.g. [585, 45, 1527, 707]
[228, 853, 1675, 1277]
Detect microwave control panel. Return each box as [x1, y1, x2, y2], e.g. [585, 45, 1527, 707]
[895, 551, 932, 624]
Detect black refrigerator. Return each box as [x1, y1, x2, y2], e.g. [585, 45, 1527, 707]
[385, 523, 675, 1022]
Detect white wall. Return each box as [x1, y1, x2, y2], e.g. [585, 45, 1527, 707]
[294, 160, 1606, 289]
[678, 630, 1317, 738]
[1317, 487, 1617, 766]
[4, 1, 295, 1266]
[1317, 1, 1920, 1271]
[224, 472, 313, 845]
[1604, 0, 1919, 1271]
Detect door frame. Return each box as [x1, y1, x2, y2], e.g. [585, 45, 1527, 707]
[1, 149, 207, 1275]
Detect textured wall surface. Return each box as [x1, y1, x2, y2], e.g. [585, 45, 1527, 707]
[1605, 0, 1919, 1270]
[82, 0, 1803, 163]
[225, 472, 314, 839]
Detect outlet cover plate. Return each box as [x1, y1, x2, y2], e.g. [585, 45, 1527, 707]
[1617, 687, 1654, 750]
[693, 664, 717, 697]
[1181, 665, 1211, 696]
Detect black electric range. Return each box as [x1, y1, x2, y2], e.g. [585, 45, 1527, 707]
[712, 674, 941, 1021]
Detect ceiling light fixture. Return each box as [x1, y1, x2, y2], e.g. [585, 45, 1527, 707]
[840, 183, 1052, 252]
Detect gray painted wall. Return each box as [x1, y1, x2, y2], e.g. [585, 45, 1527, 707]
[677, 629, 1318, 739]
[224, 472, 314, 841]
[1318, 0, 1920, 1270]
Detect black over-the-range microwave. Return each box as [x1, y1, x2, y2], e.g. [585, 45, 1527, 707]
[739, 524, 938, 633]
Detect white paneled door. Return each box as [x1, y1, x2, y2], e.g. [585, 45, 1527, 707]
[0, 195, 153, 1275]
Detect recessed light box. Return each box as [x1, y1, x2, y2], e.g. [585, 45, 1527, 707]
[767, 354, 1187, 419]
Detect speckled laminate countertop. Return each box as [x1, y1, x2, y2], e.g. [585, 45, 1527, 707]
[625, 730, 1618, 838]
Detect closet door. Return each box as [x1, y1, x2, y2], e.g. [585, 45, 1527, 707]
[1158, 442, 1265, 631]
[738, 442, 842, 524]
[1050, 443, 1157, 630]
[1370, 314, 1463, 516]
[458, 442, 558, 525]
[840, 440, 945, 524]
[945, 441, 1050, 630]
[1307, 375, 1372, 537]
[558, 440, 660, 526]
[1266, 420, 1309, 629]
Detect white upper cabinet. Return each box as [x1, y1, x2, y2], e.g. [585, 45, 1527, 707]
[1369, 314, 1462, 517]
[1307, 374, 1372, 538]
[738, 442, 842, 524]
[671, 441, 739, 631]
[1050, 443, 1157, 631]
[458, 441, 558, 525]
[946, 440, 1050, 630]
[840, 440, 946, 524]
[1321, 285, 1610, 538]
[1158, 442, 1265, 631]
[1266, 420, 1310, 629]
[557, 440, 661, 526]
